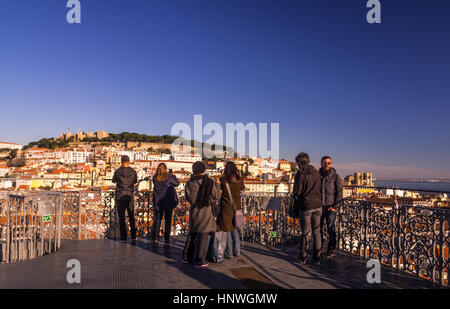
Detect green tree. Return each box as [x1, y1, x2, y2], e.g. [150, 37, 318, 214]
[8, 149, 18, 160]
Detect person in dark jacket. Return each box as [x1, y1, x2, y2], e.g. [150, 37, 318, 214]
[218, 161, 245, 260]
[112, 155, 138, 244]
[293, 152, 322, 265]
[151, 163, 180, 243]
[319, 156, 343, 258]
[182, 161, 221, 268]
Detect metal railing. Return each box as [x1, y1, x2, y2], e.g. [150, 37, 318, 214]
[238, 191, 449, 287]
[1, 192, 63, 263]
[1, 187, 448, 287]
[1, 189, 190, 263]
[339, 198, 449, 286]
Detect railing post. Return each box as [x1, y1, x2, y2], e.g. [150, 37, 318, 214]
[40, 213, 44, 257]
[6, 194, 10, 263]
[362, 203, 367, 259]
[150, 190, 154, 239]
[57, 194, 62, 249]
[12, 197, 17, 261]
[27, 196, 32, 260]
[336, 200, 341, 251]
[438, 210, 445, 286]
[18, 198, 23, 261]
[396, 203, 402, 271]
[33, 197, 37, 259]
[273, 185, 278, 246]
[258, 198, 262, 244]
[78, 193, 82, 240]
[49, 201, 53, 254]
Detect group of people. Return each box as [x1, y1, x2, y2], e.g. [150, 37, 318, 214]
[293, 153, 343, 265]
[112, 151, 342, 268]
[112, 155, 245, 268]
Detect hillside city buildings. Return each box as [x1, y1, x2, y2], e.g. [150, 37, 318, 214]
[0, 132, 448, 208]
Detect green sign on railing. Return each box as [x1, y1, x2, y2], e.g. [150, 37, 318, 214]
[268, 231, 277, 238]
[42, 215, 52, 222]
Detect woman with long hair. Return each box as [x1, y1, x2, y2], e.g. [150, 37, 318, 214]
[151, 163, 179, 243]
[217, 161, 245, 261]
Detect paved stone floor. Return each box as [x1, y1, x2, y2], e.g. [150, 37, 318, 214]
[0, 237, 441, 289]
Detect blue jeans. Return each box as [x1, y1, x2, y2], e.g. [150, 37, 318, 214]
[321, 207, 337, 250]
[215, 231, 228, 261]
[225, 228, 241, 258]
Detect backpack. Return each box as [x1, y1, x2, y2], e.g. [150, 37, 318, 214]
[210, 194, 221, 217]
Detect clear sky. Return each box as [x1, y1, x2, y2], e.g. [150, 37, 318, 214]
[0, 0, 449, 178]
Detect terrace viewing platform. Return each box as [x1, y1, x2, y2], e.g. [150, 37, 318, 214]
[0, 187, 448, 289]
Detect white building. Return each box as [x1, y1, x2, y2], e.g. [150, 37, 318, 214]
[243, 179, 289, 194]
[0, 142, 22, 150]
[0, 167, 10, 177]
[172, 153, 202, 163]
[0, 179, 13, 189]
[381, 188, 406, 197]
[117, 150, 138, 162]
[151, 160, 193, 173]
[55, 150, 90, 164]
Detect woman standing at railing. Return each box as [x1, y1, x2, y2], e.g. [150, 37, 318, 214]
[217, 161, 245, 261]
[151, 163, 179, 243]
[182, 161, 221, 267]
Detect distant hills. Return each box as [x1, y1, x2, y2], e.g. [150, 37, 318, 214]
[23, 132, 235, 155]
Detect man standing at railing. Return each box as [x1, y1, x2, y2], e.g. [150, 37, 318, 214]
[319, 156, 343, 259]
[294, 152, 322, 265]
[112, 155, 138, 244]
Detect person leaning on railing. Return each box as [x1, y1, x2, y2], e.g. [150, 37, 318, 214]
[293, 152, 322, 265]
[319, 155, 343, 259]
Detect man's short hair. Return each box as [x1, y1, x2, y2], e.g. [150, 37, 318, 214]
[295, 152, 310, 166]
[121, 155, 130, 163]
[321, 156, 332, 164]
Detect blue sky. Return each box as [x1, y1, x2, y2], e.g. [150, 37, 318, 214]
[0, 0, 449, 178]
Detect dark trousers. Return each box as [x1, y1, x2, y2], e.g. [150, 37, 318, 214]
[117, 195, 136, 241]
[299, 208, 322, 258]
[183, 232, 209, 263]
[321, 207, 337, 250]
[151, 208, 173, 241]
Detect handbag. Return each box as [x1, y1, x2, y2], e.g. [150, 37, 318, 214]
[226, 183, 244, 228]
[167, 186, 179, 210]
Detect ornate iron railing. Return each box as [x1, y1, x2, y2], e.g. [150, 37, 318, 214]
[339, 198, 449, 286]
[239, 192, 449, 287]
[1, 189, 448, 287]
[240, 192, 299, 247]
